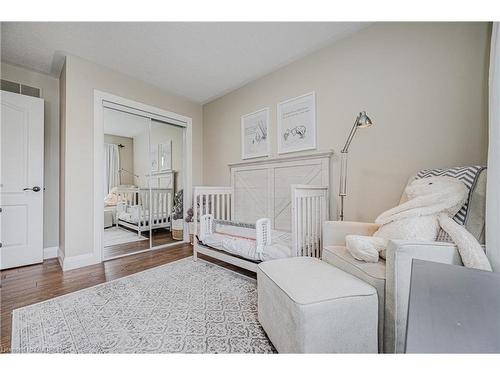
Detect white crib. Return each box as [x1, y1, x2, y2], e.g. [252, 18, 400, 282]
[193, 184, 328, 271]
[115, 187, 174, 236]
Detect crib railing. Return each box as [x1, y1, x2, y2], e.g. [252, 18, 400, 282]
[193, 186, 233, 235]
[291, 185, 329, 258]
[151, 188, 173, 227]
[115, 188, 138, 206]
[116, 187, 173, 229]
[193, 184, 328, 259]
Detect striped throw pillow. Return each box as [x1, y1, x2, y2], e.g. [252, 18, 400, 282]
[416, 166, 486, 242]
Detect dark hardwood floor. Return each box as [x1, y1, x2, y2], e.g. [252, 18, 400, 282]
[0, 243, 254, 353]
[103, 228, 180, 259]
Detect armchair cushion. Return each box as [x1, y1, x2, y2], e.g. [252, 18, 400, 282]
[323, 246, 386, 285]
[322, 221, 379, 247]
[322, 245, 386, 353]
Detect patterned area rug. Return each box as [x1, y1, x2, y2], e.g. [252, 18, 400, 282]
[103, 227, 147, 247]
[11, 258, 275, 353]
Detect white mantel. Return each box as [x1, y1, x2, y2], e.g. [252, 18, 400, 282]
[228, 150, 334, 169]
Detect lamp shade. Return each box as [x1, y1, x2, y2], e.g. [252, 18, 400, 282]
[356, 111, 373, 128]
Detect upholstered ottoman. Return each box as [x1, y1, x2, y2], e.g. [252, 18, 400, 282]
[257, 257, 378, 353]
[322, 245, 386, 353]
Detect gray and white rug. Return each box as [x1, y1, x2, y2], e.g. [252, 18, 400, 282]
[11, 258, 275, 353]
[103, 227, 147, 247]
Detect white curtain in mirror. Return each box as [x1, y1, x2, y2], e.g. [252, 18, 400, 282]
[104, 143, 120, 196]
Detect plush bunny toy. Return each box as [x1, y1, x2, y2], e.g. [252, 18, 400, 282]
[345, 176, 492, 271]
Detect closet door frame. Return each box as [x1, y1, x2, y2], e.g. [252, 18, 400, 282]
[93, 90, 192, 264]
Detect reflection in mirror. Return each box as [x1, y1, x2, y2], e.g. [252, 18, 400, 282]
[102, 108, 151, 260]
[149, 119, 184, 248]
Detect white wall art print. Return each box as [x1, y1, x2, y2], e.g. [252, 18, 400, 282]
[159, 141, 172, 171]
[277, 92, 316, 154]
[150, 144, 159, 173]
[241, 107, 270, 160]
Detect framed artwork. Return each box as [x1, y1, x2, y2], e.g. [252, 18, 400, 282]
[159, 141, 172, 171]
[150, 144, 159, 172]
[241, 107, 270, 160]
[277, 92, 316, 154]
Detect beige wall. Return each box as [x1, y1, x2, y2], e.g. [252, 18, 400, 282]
[60, 54, 203, 259]
[1, 62, 60, 249]
[203, 22, 491, 222]
[104, 134, 135, 186]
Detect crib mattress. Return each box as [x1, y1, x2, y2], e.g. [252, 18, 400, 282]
[117, 211, 170, 225]
[200, 229, 293, 261]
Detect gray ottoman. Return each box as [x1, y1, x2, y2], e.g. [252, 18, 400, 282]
[257, 257, 378, 353]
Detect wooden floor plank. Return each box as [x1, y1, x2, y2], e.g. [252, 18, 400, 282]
[103, 228, 180, 259]
[0, 243, 254, 353]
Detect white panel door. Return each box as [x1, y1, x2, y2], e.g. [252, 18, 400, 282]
[1, 90, 44, 269]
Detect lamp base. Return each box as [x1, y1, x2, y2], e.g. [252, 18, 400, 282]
[339, 195, 345, 221]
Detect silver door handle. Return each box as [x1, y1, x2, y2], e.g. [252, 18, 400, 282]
[23, 186, 41, 192]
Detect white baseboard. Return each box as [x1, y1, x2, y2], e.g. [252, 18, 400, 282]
[43, 246, 59, 260]
[57, 247, 65, 269]
[61, 252, 100, 271]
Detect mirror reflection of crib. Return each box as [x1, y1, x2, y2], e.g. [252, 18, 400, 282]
[114, 187, 174, 237]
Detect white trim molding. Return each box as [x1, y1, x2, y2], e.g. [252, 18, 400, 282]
[60, 252, 100, 272]
[228, 149, 333, 168]
[43, 246, 59, 260]
[57, 247, 65, 269]
[487, 22, 500, 271]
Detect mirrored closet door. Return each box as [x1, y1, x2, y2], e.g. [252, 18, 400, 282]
[148, 119, 184, 249]
[102, 105, 185, 261]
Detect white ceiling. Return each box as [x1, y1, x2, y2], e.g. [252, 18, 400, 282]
[1, 22, 368, 104]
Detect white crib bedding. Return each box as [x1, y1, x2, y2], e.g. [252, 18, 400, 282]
[117, 210, 169, 225]
[200, 225, 293, 261]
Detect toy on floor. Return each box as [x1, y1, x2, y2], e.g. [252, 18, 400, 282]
[346, 176, 492, 271]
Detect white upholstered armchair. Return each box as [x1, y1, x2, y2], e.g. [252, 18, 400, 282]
[321, 167, 488, 353]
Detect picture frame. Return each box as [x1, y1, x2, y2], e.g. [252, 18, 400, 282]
[277, 92, 316, 154]
[241, 107, 270, 160]
[150, 144, 159, 172]
[159, 141, 172, 171]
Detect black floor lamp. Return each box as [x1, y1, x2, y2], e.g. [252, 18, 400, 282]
[339, 111, 374, 221]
